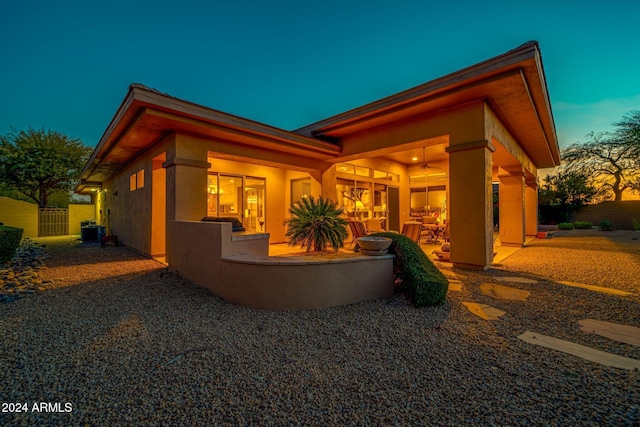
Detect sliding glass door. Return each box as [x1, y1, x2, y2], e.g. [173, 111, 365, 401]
[244, 177, 265, 232]
[207, 173, 266, 232]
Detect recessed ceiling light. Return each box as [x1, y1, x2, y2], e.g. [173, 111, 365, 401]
[411, 157, 418, 161]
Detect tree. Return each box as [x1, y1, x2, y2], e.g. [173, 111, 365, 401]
[613, 110, 640, 156]
[538, 171, 597, 224]
[562, 131, 640, 202]
[0, 128, 92, 208]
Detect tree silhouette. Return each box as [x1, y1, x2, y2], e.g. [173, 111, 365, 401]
[0, 128, 92, 208]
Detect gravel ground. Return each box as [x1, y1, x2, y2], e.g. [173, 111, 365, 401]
[1, 232, 639, 426]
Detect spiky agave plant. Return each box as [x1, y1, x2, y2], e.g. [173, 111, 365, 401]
[284, 196, 349, 252]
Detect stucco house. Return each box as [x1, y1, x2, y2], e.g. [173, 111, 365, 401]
[76, 41, 559, 279]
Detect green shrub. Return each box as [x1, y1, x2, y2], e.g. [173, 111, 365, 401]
[368, 232, 448, 306]
[0, 225, 24, 262]
[632, 217, 640, 231]
[573, 221, 593, 229]
[284, 196, 348, 252]
[599, 220, 615, 231]
[557, 222, 574, 230]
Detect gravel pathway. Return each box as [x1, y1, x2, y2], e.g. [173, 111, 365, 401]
[1, 232, 639, 426]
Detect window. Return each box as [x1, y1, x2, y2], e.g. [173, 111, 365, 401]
[130, 169, 144, 191]
[208, 172, 266, 232]
[291, 178, 311, 206]
[336, 163, 370, 178]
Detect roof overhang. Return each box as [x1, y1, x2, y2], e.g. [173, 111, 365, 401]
[76, 85, 341, 192]
[295, 41, 560, 169]
[77, 41, 559, 194]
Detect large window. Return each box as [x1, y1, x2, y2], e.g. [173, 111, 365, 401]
[290, 178, 311, 206]
[337, 179, 370, 219]
[336, 162, 398, 220]
[208, 173, 266, 232]
[410, 186, 446, 219]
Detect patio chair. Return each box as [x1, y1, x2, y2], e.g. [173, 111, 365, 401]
[347, 220, 368, 245]
[441, 221, 450, 242]
[401, 221, 422, 244]
[366, 218, 383, 233]
[420, 216, 441, 244]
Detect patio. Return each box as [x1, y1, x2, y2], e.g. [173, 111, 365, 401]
[268, 231, 526, 266]
[1, 231, 638, 424]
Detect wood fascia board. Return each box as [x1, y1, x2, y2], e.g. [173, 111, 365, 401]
[529, 50, 561, 164]
[296, 43, 540, 136]
[80, 88, 138, 180]
[515, 68, 557, 168]
[144, 108, 340, 159]
[312, 69, 527, 137]
[132, 88, 340, 155]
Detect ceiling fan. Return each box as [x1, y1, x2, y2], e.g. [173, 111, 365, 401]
[419, 147, 441, 171]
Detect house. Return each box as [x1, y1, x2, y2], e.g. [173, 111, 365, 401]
[76, 41, 559, 273]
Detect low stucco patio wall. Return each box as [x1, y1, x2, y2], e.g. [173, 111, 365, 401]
[221, 253, 394, 310]
[167, 220, 394, 310]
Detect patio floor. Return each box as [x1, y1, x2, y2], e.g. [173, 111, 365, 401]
[269, 234, 529, 265]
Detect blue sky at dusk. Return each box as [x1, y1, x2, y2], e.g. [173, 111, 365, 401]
[1, 0, 639, 153]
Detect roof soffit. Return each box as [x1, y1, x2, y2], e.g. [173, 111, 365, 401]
[296, 42, 560, 168]
[80, 86, 341, 183]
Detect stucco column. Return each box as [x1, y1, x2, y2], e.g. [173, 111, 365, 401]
[163, 135, 210, 222]
[498, 171, 525, 246]
[446, 140, 495, 270]
[524, 180, 538, 237]
[321, 165, 338, 201]
[164, 158, 210, 221]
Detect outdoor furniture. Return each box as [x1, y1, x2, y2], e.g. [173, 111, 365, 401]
[441, 221, 450, 242]
[348, 220, 369, 245]
[401, 221, 422, 244]
[366, 218, 383, 233]
[421, 224, 443, 244]
[422, 215, 438, 224]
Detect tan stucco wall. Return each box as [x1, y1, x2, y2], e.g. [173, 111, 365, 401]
[573, 201, 640, 230]
[220, 256, 394, 310]
[0, 196, 38, 238]
[102, 135, 172, 254]
[168, 220, 394, 310]
[167, 221, 269, 290]
[68, 204, 97, 235]
[498, 172, 525, 246]
[525, 184, 538, 236]
[151, 157, 166, 256]
[338, 102, 485, 160]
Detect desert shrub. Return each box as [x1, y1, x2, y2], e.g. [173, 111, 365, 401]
[368, 232, 448, 306]
[573, 221, 593, 229]
[557, 222, 574, 230]
[284, 196, 348, 252]
[599, 220, 615, 231]
[0, 225, 23, 262]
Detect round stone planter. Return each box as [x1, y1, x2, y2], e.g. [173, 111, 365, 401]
[357, 236, 393, 255]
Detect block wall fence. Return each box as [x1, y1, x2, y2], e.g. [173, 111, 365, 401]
[0, 196, 95, 237]
[573, 201, 640, 230]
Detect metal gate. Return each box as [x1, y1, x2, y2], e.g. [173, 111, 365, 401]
[39, 208, 68, 236]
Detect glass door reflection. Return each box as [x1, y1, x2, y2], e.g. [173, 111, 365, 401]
[244, 177, 265, 231]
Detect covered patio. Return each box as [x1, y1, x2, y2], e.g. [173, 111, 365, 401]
[75, 41, 560, 307]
